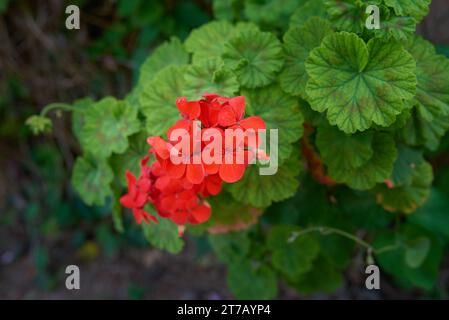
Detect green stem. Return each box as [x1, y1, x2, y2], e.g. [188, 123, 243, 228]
[40, 103, 78, 117]
[289, 226, 400, 255]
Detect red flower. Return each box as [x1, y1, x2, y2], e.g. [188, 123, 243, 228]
[120, 170, 157, 224]
[120, 93, 268, 233]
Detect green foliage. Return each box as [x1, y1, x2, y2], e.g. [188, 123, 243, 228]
[142, 216, 184, 254]
[27, 0, 449, 299]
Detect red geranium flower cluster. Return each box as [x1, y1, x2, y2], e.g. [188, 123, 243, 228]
[120, 94, 267, 234]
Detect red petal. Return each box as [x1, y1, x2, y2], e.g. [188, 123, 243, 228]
[176, 97, 201, 119]
[206, 175, 222, 195]
[191, 203, 211, 224]
[135, 192, 148, 207]
[186, 163, 205, 184]
[204, 163, 219, 175]
[218, 104, 237, 127]
[171, 210, 188, 225]
[229, 96, 245, 120]
[147, 136, 170, 159]
[219, 163, 246, 183]
[125, 170, 136, 188]
[120, 194, 135, 209]
[240, 116, 266, 131]
[165, 161, 186, 179]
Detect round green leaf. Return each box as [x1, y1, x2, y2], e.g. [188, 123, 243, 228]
[228, 150, 301, 208]
[290, 0, 327, 27]
[305, 32, 417, 133]
[316, 122, 374, 171]
[185, 20, 235, 63]
[227, 260, 277, 299]
[244, 84, 304, 163]
[405, 237, 431, 269]
[182, 58, 239, 100]
[329, 133, 397, 190]
[223, 29, 283, 88]
[142, 217, 184, 254]
[267, 225, 320, 279]
[138, 37, 189, 85]
[384, 0, 431, 21]
[281, 17, 333, 97]
[404, 36, 449, 117]
[79, 97, 141, 158]
[71, 155, 113, 206]
[376, 161, 433, 213]
[140, 65, 186, 136]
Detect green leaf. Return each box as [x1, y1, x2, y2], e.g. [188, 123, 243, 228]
[244, 84, 304, 162]
[405, 237, 430, 269]
[185, 21, 236, 63]
[140, 65, 186, 136]
[71, 97, 95, 141]
[206, 192, 261, 231]
[267, 225, 320, 279]
[182, 58, 239, 100]
[71, 155, 113, 206]
[384, 0, 431, 21]
[111, 132, 149, 187]
[79, 97, 141, 158]
[316, 122, 374, 170]
[305, 32, 417, 133]
[400, 105, 449, 151]
[208, 231, 250, 264]
[325, 132, 397, 190]
[376, 161, 433, 213]
[409, 189, 449, 241]
[281, 17, 333, 98]
[373, 16, 416, 41]
[289, 255, 343, 294]
[228, 149, 301, 208]
[404, 36, 449, 117]
[243, 0, 302, 30]
[374, 223, 443, 290]
[223, 29, 283, 88]
[212, 0, 242, 21]
[390, 144, 424, 187]
[138, 37, 189, 85]
[227, 260, 277, 299]
[324, 0, 366, 33]
[142, 217, 184, 254]
[290, 0, 327, 27]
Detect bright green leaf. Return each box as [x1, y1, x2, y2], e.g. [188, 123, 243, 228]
[281, 17, 333, 98]
[79, 97, 141, 158]
[305, 32, 417, 133]
[244, 84, 304, 162]
[185, 21, 236, 63]
[182, 58, 239, 100]
[228, 149, 301, 208]
[384, 0, 431, 21]
[71, 155, 113, 206]
[223, 29, 283, 88]
[140, 65, 186, 136]
[138, 37, 189, 85]
[404, 36, 449, 118]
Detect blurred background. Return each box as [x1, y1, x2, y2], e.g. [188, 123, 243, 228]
[1, 0, 449, 299]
